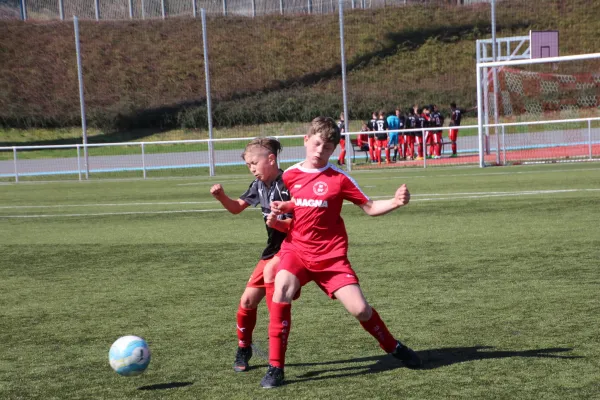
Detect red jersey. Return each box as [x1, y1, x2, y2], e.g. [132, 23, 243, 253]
[281, 163, 369, 262]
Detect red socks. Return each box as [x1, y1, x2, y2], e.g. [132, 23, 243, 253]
[268, 301, 292, 368]
[236, 305, 257, 348]
[264, 282, 274, 312]
[359, 308, 398, 353]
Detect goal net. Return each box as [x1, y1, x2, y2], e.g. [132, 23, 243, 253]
[477, 53, 600, 166]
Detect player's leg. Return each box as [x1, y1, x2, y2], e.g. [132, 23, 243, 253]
[368, 137, 375, 162]
[262, 254, 306, 388]
[235, 286, 265, 372]
[334, 284, 422, 368]
[234, 259, 269, 372]
[384, 140, 391, 163]
[433, 132, 442, 158]
[449, 129, 458, 157]
[338, 138, 346, 165]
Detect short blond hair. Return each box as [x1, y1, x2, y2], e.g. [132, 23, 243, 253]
[307, 116, 340, 146]
[241, 137, 282, 160]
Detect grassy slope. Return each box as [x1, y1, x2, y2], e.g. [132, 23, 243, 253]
[0, 0, 599, 136]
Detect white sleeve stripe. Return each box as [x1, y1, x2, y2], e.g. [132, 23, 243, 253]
[330, 164, 370, 201]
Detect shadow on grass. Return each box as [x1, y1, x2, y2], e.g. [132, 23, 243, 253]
[137, 381, 193, 391]
[284, 346, 580, 384]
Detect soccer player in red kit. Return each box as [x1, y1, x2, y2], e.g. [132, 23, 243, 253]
[430, 104, 444, 158]
[337, 112, 346, 166]
[259, 117, 422, 388]
[374, 110, 390, 164]
[449, 102, 462, 158]
[368, 111, 378, 162]
[210, 138, 293, 373]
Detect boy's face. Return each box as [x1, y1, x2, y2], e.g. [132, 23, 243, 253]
[244, 147, 276, 182]
[304, 134, 336, 169]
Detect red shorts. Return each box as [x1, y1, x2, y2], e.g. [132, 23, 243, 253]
[278, 251, 359, 299]
[375, 139, 388, 148]
[247, 254, 280, 288]
[449, 128, 459, 142]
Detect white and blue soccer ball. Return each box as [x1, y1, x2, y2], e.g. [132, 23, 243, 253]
[108, 335, 151, 376]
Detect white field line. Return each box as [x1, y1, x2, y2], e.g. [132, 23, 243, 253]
[1, 188, 598, 219]
[0, 201, 217, 209]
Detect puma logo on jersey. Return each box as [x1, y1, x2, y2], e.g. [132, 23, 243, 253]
[294, 198, 329, 208]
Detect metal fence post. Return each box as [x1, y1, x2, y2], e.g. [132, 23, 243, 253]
[94, 0, 100, 20]
[192, 0, 197, 17]
[161, 0, 166, 19]
[141, 143, 147, 178]
[501, 125, 506, 165]
[351, 0, 355, 9]
[59, 0, 65, 20]
[74, 16, 89, 179]
[141, 0, 146, 19]
[339, 0, 351, 171]
[76, 145, 82, 180]
[280, 0, 283, 15]
[13, 147, 19, 183]
[251, 0, 256, 17]
[423, 131, 427, 168]
[308, 0, 312, 13]
[223, 0, 227, 16]
[201, 9, 216, 177]
[128, 0, 133, 18]
[588, 119, 593, 160]
[20, 0, 27, 20]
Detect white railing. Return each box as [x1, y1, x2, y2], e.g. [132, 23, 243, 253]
[2, 117, 599, 182]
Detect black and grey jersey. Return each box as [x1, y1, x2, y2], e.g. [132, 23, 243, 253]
[239, 170, 292, 260]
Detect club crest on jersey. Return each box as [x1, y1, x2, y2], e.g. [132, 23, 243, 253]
[313, 181, 329, 196]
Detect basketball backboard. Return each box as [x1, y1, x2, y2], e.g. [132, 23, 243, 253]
[530, 30, 559, 59]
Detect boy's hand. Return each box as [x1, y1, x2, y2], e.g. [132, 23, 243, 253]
[266, 212, 277, 228]
[270, 200, 293, 215]
[210, 184, 225, 199]
[394, 184, 410, 207]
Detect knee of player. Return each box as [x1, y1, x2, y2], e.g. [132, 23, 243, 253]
[351, 304, 372, 321]
[240, 292, 261, 309]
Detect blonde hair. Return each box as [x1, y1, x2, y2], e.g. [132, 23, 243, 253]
[307, 116, 340, 146]
[241, 137, 282, 160]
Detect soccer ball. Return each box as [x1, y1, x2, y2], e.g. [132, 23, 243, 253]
[108, 335, 151, 376]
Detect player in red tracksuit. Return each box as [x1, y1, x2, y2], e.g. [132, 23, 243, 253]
[414, 107, 427, 160]
[259, 116, 422, 389]
[337, 112, 346, 166]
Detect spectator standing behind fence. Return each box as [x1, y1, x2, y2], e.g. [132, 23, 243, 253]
[374, 110, 390, 164]
[337, 112, 346, 166]
[405, 107, 417, 160]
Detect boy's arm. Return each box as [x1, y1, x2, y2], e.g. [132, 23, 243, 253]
[270, 200, 295, 216]
[359, 184, 410, 216]
[266, 213, 292, 233]
[210, 184, 249, 214]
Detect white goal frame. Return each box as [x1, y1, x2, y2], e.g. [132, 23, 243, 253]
[476, 52, 600, 167]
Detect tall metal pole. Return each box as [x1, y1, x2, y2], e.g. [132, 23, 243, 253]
[252, 0, 256, 17]
[491, 0, 500, 164]
[222, 0, 227, 16]
[59, 0, 64, 20]
[141, 0, 145, 19]
[280, 0, 283, 15]
[128, 0, 133, 18]
[339, 0, 351, 171]
[476, 63, 485, 168]
[94, 0, 100, 20]
[74, 16, 89, 179]
[192, 0, 197, 17]
[161, 0, 166, 19]
[201, 9, 215, 177]
[20, 0, 27, 20]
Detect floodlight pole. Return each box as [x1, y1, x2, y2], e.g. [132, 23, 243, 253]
[339, 0, 351, 171]
[201, 9, 216, 177]
[74, 16, 89, 179]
